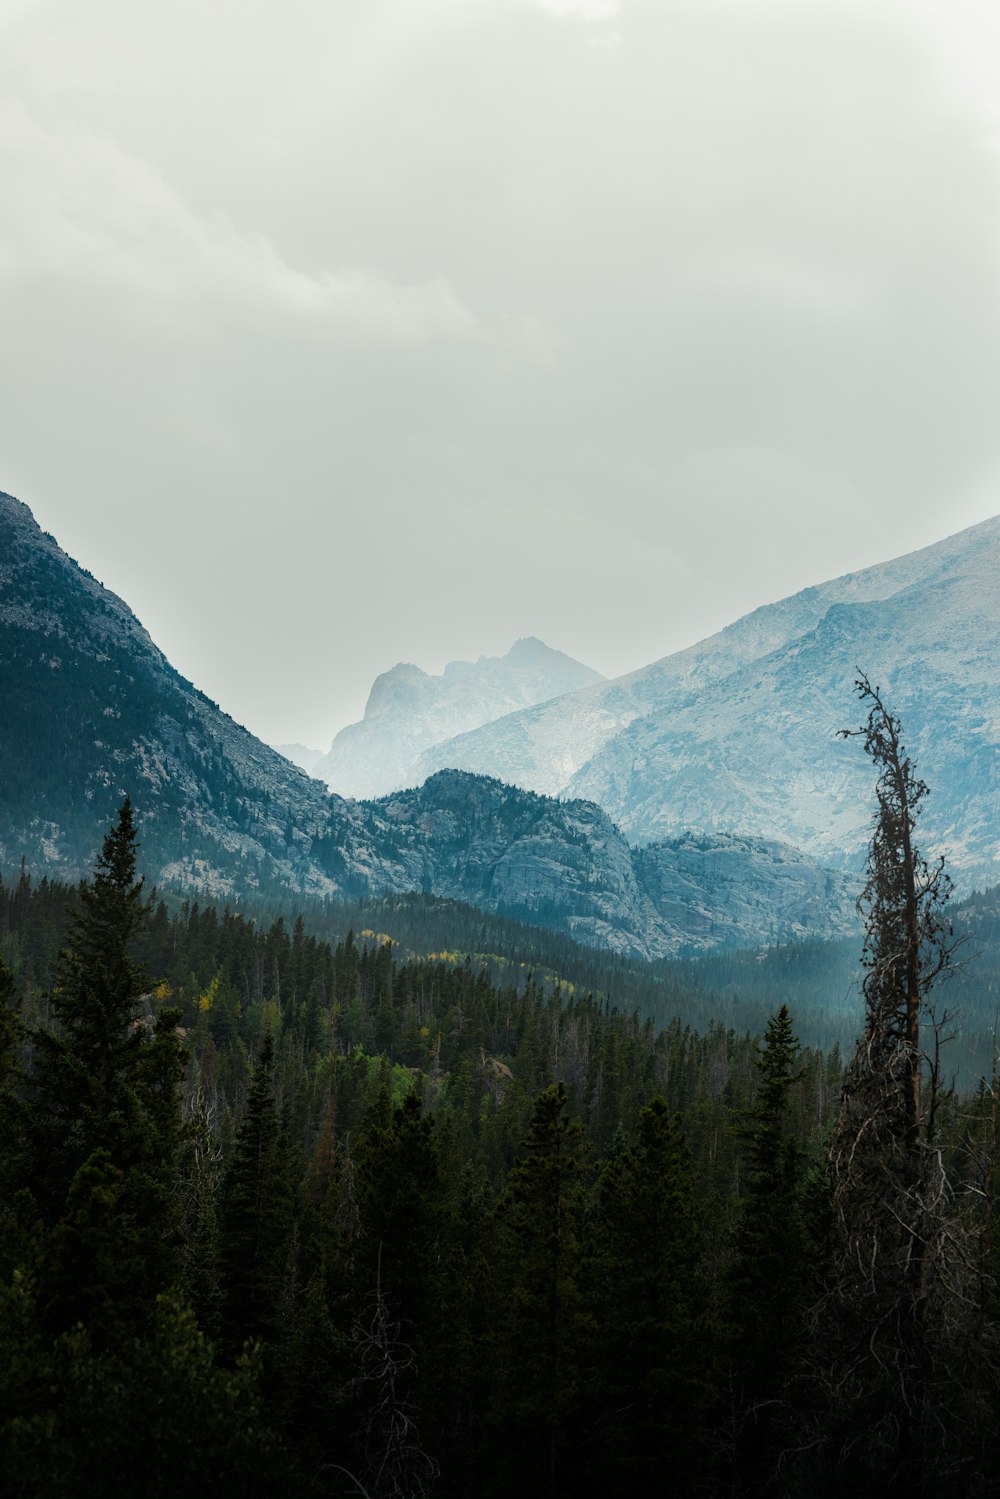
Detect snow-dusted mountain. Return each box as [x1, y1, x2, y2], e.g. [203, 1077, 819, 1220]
[313, 637, 604, 799]
[415, 517, 1000, 887]
[0, 490, 857, 957]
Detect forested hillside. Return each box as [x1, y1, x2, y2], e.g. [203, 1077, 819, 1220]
[2, 800, 999, 1496]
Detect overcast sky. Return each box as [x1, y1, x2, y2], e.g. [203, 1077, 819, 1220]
[3, 0, 1000, 750]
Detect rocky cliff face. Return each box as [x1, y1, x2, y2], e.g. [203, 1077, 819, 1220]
[0, 490, 363, 900]
[313, 636, 604, 799]
[368, 773, 861, 958]
[0, 491, 859, 957]
[415, 516, 1000, 887]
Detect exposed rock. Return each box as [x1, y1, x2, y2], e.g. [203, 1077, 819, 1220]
[415, 516, 1000, 887]
[313, 636, 604, 798]
[272, 743, 324, 775]
[0, 490, 859, 957]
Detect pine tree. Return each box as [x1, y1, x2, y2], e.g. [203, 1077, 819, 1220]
[28, 800, 185, 1335]
[728, 1007, 807, 1396]
[587, 1096, 713, 1495]
[726, 1006, 809, 1490]
[218, 1031, 294, 1358]
[493, 1081, 592, 1496]
[0, 960, 27, 1208]
[351, 1089, 457, 1454]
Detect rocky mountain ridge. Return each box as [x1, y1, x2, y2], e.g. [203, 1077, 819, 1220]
[415, 516, 1000, 886]
[0, 490, 858, 958]
[313, 636, 604, 799]
[273, 742, 324, 775]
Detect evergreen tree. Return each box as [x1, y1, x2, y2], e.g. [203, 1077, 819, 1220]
[728, 1008, 806, 1389]
[351, 1088, 456, 1465]
[28, 800, 185, 1335]
[0, 960, 27, 1212]
[493, 1082, 592, 1497]
[1, 1286, 272, 1499]
[219, 1031, 294, 1358]
[587, 1096, 714, 1495]
[726, 1005, 809, 1489]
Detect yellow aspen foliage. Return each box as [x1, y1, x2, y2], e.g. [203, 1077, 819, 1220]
[197, 975, 221, 1013]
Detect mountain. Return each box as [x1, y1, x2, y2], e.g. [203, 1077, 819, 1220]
[414, 516, 1000, 886]
[313, 637, 604, 799]
[273, 742, 324, 775]
[0, 490, 350, 899]
[368, 775, 859, 958]
[0, 491, 858, 957]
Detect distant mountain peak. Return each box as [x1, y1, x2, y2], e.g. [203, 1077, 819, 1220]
[502, 635, 585, 667]
[314, 637, 604, 799]
[414, 516, 1000, 890]
[1, 492, 861, 957]
[272, 742, 324, 776]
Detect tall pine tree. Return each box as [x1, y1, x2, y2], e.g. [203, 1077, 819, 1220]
[726, 1005, 809, 1490]
[587, 1096, 714, 1495]
[219, 1030, 295, 1359]
[28, 799, 185, 1337]
[493, 1082, 592, 1497]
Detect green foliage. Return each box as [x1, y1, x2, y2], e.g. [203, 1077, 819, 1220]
[26, 802, 185, 1338]
[586, 1098, 716, 1494]
[0, 960, 28, 1210]
[0, 1279, 270, 1498]
[726, 1007, 812, 1485]
[218, 1032, 294, 1358]
[4, 803, 1000, 1495]
[493, 1082, 593, 1493]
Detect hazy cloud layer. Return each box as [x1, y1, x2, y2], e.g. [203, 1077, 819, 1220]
[2, 0, 999, 749]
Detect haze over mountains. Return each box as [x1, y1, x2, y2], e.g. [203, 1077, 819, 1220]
[273, 742, 323, 776]
[2, 487, 996, 956]
[414, 516, 1000, 885]
[0, 490, 860, 958]
[309, 639, 603, 799]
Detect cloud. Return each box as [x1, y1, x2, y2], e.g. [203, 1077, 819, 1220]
[2, 0, 1000, 748]
[0, 100, 480, 345]
[525, 0, 620, 17]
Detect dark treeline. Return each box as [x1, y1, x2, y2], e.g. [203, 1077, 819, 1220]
[678, 885, 1000, 1083]
[2, 796, 999, 1496]
[8, 859, 1000, 1076]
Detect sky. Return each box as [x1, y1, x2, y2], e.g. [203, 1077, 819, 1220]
[3, 0, 1000, 751]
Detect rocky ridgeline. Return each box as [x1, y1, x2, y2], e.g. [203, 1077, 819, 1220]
[0, 491, 858, 957]
[415, 517, 1000, 888]
[312, 636, 604, 799]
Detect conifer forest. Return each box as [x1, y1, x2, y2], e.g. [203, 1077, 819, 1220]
[7, 0, 1000, 1489]
[0, 683, 998, 1497]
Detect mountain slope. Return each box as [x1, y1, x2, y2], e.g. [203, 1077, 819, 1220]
[415, 517, 1000, 884]
[0, 491, 857, 957]
[313, 636, 604, 799]
[370, 775, 859, 957]
[0, 490, 361, 898]
[273, 742, 323, 775]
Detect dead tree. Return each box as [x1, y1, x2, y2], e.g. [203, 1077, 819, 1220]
[823, 675, 964, 1491]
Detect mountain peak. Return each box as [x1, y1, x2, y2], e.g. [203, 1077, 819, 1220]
[413, 516, 1000, 889]
[314, 636, 603, 798]
[504, 635, 561, 664]
[0, 490, 38, 530]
